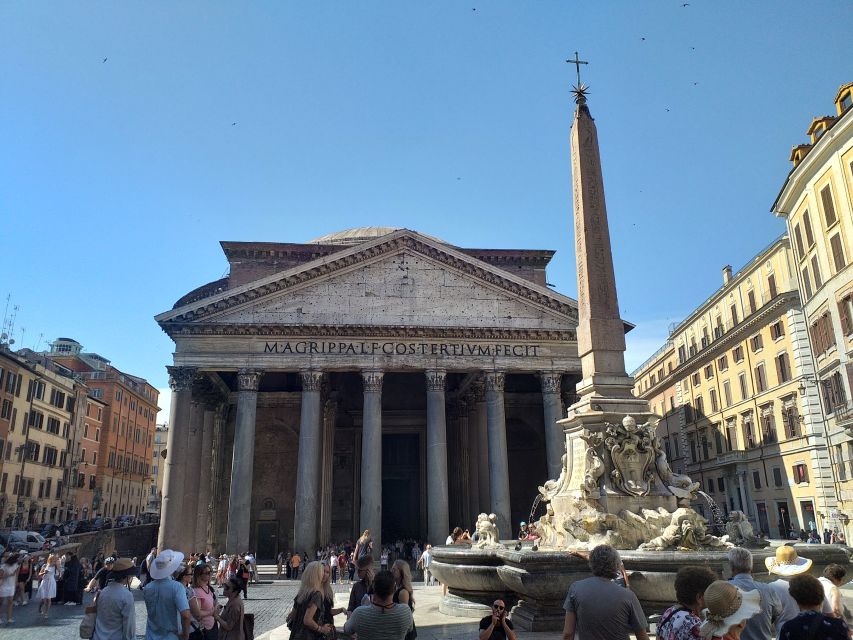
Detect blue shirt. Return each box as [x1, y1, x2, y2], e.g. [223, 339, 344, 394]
[143, 578, 189, 639]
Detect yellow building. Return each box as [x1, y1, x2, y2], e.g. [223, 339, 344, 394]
[772, 82, 853, 537]
[633, 235, 842, 539]
[0, 348, 81, 528]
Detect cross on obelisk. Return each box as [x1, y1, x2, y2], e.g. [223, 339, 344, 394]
[566, 51, 588, 87]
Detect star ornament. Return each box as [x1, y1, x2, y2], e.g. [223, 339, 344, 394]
[571, 83, 590, 104]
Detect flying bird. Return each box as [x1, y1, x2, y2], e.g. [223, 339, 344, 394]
[641, 37, 646, 41]
[231, 122, 237, 126]
[665, 108, 671, 112]
[682, 2, 689, 6]
[102, 57, 107, 63]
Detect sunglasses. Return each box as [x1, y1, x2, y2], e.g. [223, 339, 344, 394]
[493, 605, 505, 610]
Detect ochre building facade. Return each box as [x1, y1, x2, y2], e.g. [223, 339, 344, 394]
[633, 236, 842, 539]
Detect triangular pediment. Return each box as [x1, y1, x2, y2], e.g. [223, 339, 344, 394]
[156, 230, 577, 334]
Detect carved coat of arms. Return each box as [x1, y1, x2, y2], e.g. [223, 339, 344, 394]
[606, 416, 654, 497]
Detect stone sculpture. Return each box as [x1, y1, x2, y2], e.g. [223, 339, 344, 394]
[724, 510, 770, 548]
[639, 508, 732, 551]
[533, 413, 727, 551]
[473, 512, 504, 548]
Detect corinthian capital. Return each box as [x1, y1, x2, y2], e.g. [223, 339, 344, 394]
[425, 369, 446, 392]
[237, 368, 263, 392]
[362, 370, 384, 394]
[540, 372, 563, 395]
[167, 366, 198, 392]
[300, 370, 324, 392]
[484, 371, 505, 393]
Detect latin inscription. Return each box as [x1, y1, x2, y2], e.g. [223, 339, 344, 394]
[263, 341, 540, 357]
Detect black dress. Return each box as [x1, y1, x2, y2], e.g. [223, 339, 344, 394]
[393, 586, 416, 640]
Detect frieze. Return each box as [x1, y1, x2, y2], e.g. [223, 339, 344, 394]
[163, 323, 576, 342]
[262, 340, 542, 358]
[162, 235, 578, 324]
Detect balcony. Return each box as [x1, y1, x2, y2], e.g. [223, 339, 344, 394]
[716, 450, 747, 466]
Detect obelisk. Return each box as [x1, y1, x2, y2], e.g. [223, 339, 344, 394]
[556, 77, 658, 516]
[568, 84, 634, 403]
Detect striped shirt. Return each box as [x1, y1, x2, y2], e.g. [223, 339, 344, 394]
[343, 603, 413, 640]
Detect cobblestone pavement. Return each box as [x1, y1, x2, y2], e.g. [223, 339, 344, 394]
[0, 572, 346, 640]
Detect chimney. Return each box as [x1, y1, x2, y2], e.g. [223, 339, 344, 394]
[722, 265, 733, 285]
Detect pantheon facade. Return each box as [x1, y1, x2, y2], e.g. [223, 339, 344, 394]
[156, 227, 584, 559]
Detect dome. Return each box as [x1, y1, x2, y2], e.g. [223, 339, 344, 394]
[308, 227, 446, 246]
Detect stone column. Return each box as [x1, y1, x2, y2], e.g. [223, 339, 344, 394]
[225, 368, 262, 553]
[360, 370, 383, 558]
[737, 473, 747, 512]
[294, 370, 324, 555]
[195, 407, 216, 552]
[319, 398, 338, 546]
[158, 366, 197, 550]
[464, 392, 480, 526]
[471, 381, 490, 514]
[540, 373, 565, 481]
[182, 398, 206, 550]
[485, 372, 511, 538]
[425, 369, 449, 546]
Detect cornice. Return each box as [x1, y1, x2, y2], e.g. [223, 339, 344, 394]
[161, 323, 576, 342]
[157, 231, 578, 326]
[638, 291, 800, 398]
[773, 106, 853, 214]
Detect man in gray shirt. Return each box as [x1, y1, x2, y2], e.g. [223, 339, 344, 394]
[727, 547, 782, 640]
[91, 558, 137, 640]
[344, 570, 413, 640]
[561, 545, 649, 640]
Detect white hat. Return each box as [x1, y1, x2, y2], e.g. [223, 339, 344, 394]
[699, 581, 761, 638]
[148, 549, 185, 580]
[764, 545, 813, 577]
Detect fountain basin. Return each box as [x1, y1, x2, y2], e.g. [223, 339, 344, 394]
[431, 544, 851, 631]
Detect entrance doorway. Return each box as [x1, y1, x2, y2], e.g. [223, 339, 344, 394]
[799, 499, 817, 533]
[777, 501, 792, 539]
[756, 502, 770, 538]
[256, 521, 279, 562]
[381, 434, 421, 541]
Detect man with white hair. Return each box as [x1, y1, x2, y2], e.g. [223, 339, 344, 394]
[728, 546, 782, 640]
[561, 544, 649, 640]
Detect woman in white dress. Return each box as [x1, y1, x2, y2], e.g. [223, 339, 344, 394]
[0, 552, 21, 625]
[36, 553, 59, 619]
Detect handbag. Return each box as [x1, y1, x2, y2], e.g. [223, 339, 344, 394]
[79, 593, 98, 639]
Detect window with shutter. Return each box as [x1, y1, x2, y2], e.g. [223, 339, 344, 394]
[748, 290, 756, 314]
[811, 256, 823, 289]
[837, 297, 852, 335]
[794, 224, 805, 258]
[802, 266, 813, 298]
[830, 233, 846, 272]
[768, 274, 777, 298]
[821, 185, 837, 226]
[803, 210, 815, 246]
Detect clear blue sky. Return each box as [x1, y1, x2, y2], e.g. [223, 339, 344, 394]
[2, 2, 851, 420]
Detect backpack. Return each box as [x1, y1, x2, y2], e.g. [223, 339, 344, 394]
[243, 612, 255, 640]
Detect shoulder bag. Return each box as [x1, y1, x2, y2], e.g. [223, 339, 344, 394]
[79, 593, 98, 639]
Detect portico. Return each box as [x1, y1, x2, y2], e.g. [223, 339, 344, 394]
[156, 228, 585, 558]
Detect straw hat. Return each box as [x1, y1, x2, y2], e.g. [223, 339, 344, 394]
[764, 545, 812, 577]
[149, 549, 185, 580]
[109, 558, 138, 580]
[699, 581, 761, 638]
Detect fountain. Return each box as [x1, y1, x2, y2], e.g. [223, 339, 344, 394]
[428, 78, 850, 631]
